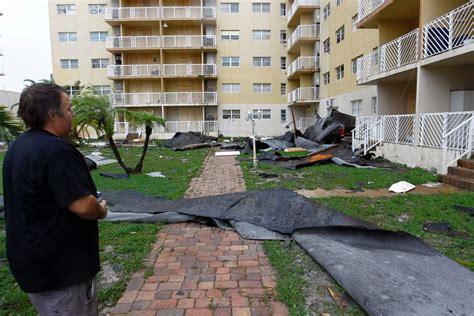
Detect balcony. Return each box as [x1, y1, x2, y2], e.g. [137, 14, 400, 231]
[287, 0, 320, 27]
[357, 28, 419, 84]
[105, 6, 216, 25]
[287, 24, 320, 53]
[107, 64, 217, 79]
[106, 35, 217, 52]
[357, 0, 419, 29]
[110, 92, 217, 107]
[422, 2, 474, 63]
[288, 87, 319, 104]
[114, 120, 219, 137]
[288, 56, 320, 79]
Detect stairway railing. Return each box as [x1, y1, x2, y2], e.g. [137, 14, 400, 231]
[442, 116, 474, 173]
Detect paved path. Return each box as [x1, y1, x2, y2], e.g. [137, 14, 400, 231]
[109, 151, 288, 315]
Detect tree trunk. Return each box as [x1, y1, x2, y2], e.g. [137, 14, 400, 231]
[133, 125, 152, 173]
[108, 137, 134, 174]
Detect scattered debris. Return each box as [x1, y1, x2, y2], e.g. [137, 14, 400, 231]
[422, 182, 442, 188]
[259, 172, 278, 178]
[164, 131, 217, 149]
[452, 205, 474, 216]
[99, 172, 129, 179]
[388, 181, 416, 193]
[284, 147, 307, 153]
[326, 287, 348, 313]
[220, 143, 244, 150]
[397, 214, 410, 222]
[423, 222, 466, 237]
[84, 153, 117, 166]
[146, 172, 166, 178]
[215, 151, 240, 157]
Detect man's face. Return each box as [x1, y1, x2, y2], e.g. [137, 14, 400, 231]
[54, 92, 75, 137]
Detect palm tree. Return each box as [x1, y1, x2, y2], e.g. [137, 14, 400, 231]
[73, 94, 166, 174]
[0, 106, 24, 144]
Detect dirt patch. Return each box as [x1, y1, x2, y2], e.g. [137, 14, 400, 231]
[298, 183, 462, 199]
[98, 262, 122, 289]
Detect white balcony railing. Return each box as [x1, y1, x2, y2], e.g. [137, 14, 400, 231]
[110, 92, 217, 107]
[114, 121, 219, 135]
[422, 2, 473, 59]
[105, 6, 216, 21]
[357, 28, 419, 81]
[288, 56, 320, 77]
[357, 0, 386, 23]
[288, 24, 320, 50]
[288, 87, 319, 104]
[287, 0, 320, 23]
[106, 35, 216, 50]
[107, 64, 217, 78]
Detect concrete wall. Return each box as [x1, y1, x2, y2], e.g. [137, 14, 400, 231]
[377, 82, 413, 114]
[420, 0, 469, 24]
[319, 85, 377, 117]
[417, 65, 474, 113]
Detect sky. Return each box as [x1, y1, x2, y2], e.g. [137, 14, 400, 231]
[1, 0, 52, 92]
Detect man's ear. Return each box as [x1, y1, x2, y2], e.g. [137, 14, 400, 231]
[48, 111, 57, 121]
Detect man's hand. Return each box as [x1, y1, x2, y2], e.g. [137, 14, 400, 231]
[68, 195, 108, 220]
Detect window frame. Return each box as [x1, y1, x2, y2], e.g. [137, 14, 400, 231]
[221, 3, 239, 13]
[93, 85, 112, 95]
[351, 99, 363, 116]
[58, 32, 77, 43]
[222, 83, 241, 93]
[222, 109, 241, 119]
[323, 4, 330, 20]
[280, 30, 287, 43]
[280, 109, 287, 122]
[252, 2, 271, 13]
[252, 30, 271, 40]
[221, 30, 240, 41]
[352, 14, 359, 32]
[352, 55, 362, 74]
[221, 56, 240, 67]
[323, 72, 330, 85]
[280, 3, 286, 16]
[60, 59, 79, 69]
[252, 83, 272, 94]
[57, 4, 76, 15]
[91, 58, 109, 69]
[280, 83, 286, 95]
[252, 109, 271, 119]
[253, 56, 271, 67]
[323, 38, 330, 53]
[336, 25, 345, 43]
[90, 31, 108, 42]
[336, 64, 345, 80]
[336, 0, 343, 6]
[280, 57, 286, 70]
[88, 4, 106, 15]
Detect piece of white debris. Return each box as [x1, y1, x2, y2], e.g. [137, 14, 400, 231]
[389, 181, 416, 193]
[422, 182, 442, 188]
[146, 171, 166, 178]
[215, 151, 240, 156]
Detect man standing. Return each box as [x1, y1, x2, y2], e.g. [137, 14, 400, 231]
[3, 83, 108, 315]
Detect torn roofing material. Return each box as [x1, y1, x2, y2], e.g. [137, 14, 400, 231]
[164, 131, 217, 149]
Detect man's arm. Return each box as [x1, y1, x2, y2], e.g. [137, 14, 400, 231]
[68, 196, 108, 220]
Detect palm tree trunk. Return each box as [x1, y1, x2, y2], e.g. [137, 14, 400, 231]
[133, 125, 152, 173]
[108, 137, 133, 174]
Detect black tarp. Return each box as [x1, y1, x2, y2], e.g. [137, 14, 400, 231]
[164, 132, 217, 149]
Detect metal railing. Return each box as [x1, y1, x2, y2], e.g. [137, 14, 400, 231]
[382, 114, 415, 145]
[288, 24, 320, 50]
[419, 111, 474, 148]
[288, 87, 319, 103]
[351, 118, 384, 154]
[114, 120, 219, 136]
[110, 92, 217, 107]
[296, 116, 317, 130]
[357, 28, 418, 81]
[106, 35, 216, 50]
[357, 0, 386, 23]
[422, 2, 473, 59]
[287, 0, 320, 23]
[288, 56, 320, 77]
[107, 64, 217, 78]
[442, 116, 474, 173]
[105, 6, 216, 21]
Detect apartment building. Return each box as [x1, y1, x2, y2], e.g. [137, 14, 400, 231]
[0, 11, 4, 80]
[318, 0, 378, 118]
[354, 0, 473, 173]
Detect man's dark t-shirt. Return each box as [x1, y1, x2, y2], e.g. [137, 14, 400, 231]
[3, 129, 100, 293]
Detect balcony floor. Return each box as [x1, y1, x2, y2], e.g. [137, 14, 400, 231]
[357, 63, 417, 85]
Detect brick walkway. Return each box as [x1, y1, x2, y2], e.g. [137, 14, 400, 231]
[109, 151, 289, 315]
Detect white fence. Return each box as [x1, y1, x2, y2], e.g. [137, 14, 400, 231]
[288, 24, 320, 50]
[287, 0, 320, 23]
[442, 117, 474, 173]
[288, 87, 319, 104]
[105, 6, 216, 20]
[357, 0, 386, 23]
[422, 2, 473, 58]
[288, 56, 320, 77]
[107, 64, 217, 78]
[114, 120, 219, 136]
[110, 92, 217, 107]
[106, 35, 216, 50]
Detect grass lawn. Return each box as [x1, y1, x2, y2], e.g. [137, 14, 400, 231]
[0, 145, 209, 314]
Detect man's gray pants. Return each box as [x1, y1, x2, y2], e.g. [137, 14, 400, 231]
[28, 278, 97, 316]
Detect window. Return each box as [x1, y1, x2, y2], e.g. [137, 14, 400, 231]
[93, 85, 111, 95]
[58, 32, 77, 42]
[336, 26, 345, 43]
[323, 38, 330, 53]
[352, 14, 359, 31]
[253, 109, 271, 119]
[222, 56, 240, 67]
[221, 30, 240, 41]
[352, 55, 362, 74]
[89, 4, 106, 14]
[280, 30, 287, 43]
[221, 3, 239, 13]
[60, 59, 78, 69]
[280, 83, 286, 95]
[253, 30, 271, 40]
[336, 64, 344, 80]
[323, 72, 330, 85]
[252, 3, 270, 13]
[223, 109, 241, 119]
[326, 98, 335, 108]
[280, 57, 286, 69]
[280, 3, 286, 16]
[91, 58, 109, 68]
[65, 86, 80, 97]
[323, 4, 330, 20]
[336, 0, 343, 6]
[90, 31, 108, 42]
[371, 96, 377, 114]
[253, 57, 271, 67]
[57, 4, 75, 15]
[280, 109, 287, 122]
[222, 83, 240, 93]
[253, 83, 271, 94]
[351, 99, 363, 116]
